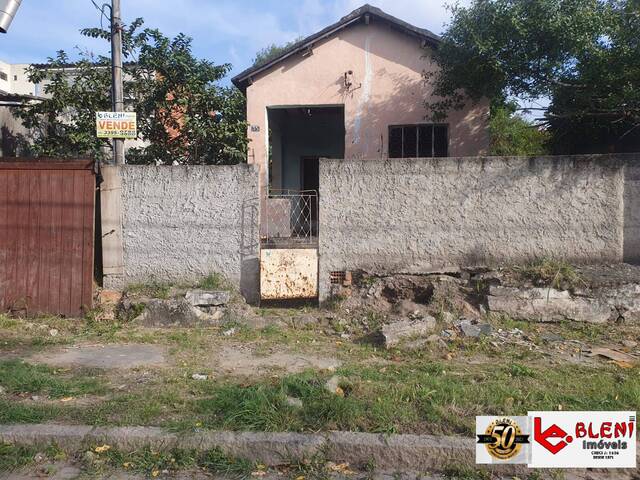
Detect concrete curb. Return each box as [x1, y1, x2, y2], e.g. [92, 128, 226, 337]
[3, 425, 637, 475]
[0, 424, 503, 473]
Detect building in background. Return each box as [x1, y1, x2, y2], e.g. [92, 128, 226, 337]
[0, 59, 40, 156]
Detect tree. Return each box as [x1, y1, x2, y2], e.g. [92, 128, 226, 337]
[252, 37, 303, 66]
[426, 0, 640, 153]
[16, 19, 248, 164]
[489, 102, 550, 156]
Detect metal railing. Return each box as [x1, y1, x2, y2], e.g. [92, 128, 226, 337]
[262, 189, 318, 247]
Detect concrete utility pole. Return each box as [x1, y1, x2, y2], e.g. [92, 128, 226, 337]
[111, 0, 125, 164]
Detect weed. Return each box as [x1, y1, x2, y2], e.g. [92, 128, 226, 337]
[198, 273, 225, 290]
[93, 445, 251, 477]
[286, 448, 330, 480]
[442, 465, 492, 479]
[119, 302, 145, 323]
[508, 363, 536, 377]
[126, 280, 171, 299]
[0, 315, 19, 329]
[0, 443, 37, 471]
[512, 258, 581, 290]
[199, 447, 253, 476]
[322, 293, 346, 311]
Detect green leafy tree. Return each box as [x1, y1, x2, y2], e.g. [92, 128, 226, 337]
[489, 103, 550, 156]
[426, 0, 639, 153]
[252, 37, 304, 66]
[17, 19, 248, 164]
[15, 52, 113, 159]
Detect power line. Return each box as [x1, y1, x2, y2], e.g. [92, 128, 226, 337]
[90, 0, 111, 30]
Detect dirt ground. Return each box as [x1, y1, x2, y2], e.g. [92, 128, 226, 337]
[1, 268, 639, 479]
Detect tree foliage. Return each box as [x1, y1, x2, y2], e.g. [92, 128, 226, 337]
[17, 19, 248, 164]
[489, 103, 550, 156]
[252, 37, 303, 67]
[426, 0, 640, 153]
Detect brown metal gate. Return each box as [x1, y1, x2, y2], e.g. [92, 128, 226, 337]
[0, 159, 95, 316]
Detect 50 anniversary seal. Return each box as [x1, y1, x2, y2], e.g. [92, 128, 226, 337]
[477, 417, 530, 460]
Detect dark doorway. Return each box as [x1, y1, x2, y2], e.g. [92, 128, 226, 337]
[301, 156, 319, 235]
[267, 106, 345, 191]
[301, 156, 319, 192]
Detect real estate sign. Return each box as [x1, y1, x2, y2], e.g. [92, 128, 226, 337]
[96, 112, 137, 139]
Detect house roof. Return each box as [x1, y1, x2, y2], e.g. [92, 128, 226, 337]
[0, 89, 42, 104]
[231, 3, 441, 92]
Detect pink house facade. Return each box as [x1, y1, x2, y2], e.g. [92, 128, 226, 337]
[232, 3, 490, 196]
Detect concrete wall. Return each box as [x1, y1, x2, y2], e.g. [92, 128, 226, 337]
[246, 20, 490, 195]
[118, 164, 260, 301]
[319, 154, 640, 300]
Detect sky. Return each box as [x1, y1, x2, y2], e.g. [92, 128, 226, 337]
[0, 0, 466, 78]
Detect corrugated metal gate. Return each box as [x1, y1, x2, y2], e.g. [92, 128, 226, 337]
[0, 159, 95, 316]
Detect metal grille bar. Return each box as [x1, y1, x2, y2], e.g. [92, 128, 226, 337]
[263, 189, 318, 247]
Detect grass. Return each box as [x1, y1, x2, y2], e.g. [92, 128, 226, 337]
[125, 280, 172, 299]
[0, 442, 65, 472]
[0, 336, 637, 435]
[90, 445, 253, 478]
[124, 272, 229, 300]
[0, 443, 38, 471]
[0, 359, 106, 399]
[511, 257, 582, 290]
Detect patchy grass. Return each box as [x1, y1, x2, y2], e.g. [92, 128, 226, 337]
[511, 257, 582, 290]
[1, 292, 638, 441]
[1, 359, 625, 436]
[125, 280, 172, 299]
[84, 445, 252, 478]
[0, 442, 65, 472]
[0, 360, 106, 399]
[0, 443, 38, 471]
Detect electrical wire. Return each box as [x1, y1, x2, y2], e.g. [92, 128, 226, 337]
[90, 0, 111, 30]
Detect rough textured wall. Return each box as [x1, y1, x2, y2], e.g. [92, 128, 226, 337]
[319, 155, 637, 300]
[624, 162, 640, 263]
[120, 165, 260, 302]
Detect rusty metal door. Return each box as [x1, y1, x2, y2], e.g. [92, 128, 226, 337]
[0, 159, 95, 316]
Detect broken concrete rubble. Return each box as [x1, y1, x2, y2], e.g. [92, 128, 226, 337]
[342, 264, 640, 325]
[381, 317, 436, 348]
[488, 285, 617, 323]
[455, 319, 492, 338]
[185, 290, 230, 307]
[134, 299, 223, 327]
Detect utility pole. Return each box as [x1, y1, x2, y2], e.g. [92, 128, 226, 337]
[111, 0, 125, 165]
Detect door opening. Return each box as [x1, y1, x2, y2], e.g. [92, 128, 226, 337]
[300, 156, 319, 236]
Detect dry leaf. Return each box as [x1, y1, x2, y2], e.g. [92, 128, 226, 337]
[94, 445, 111, 453]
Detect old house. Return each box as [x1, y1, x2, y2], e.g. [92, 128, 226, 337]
[232, 4, 490, 196]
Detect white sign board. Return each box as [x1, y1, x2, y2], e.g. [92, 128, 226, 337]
[528, 411, 636, 469]
[96, 111, 137, 139]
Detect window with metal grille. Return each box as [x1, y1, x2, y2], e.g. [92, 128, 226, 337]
[0, 71, 7, 81]
[388, 124, 448, 158]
